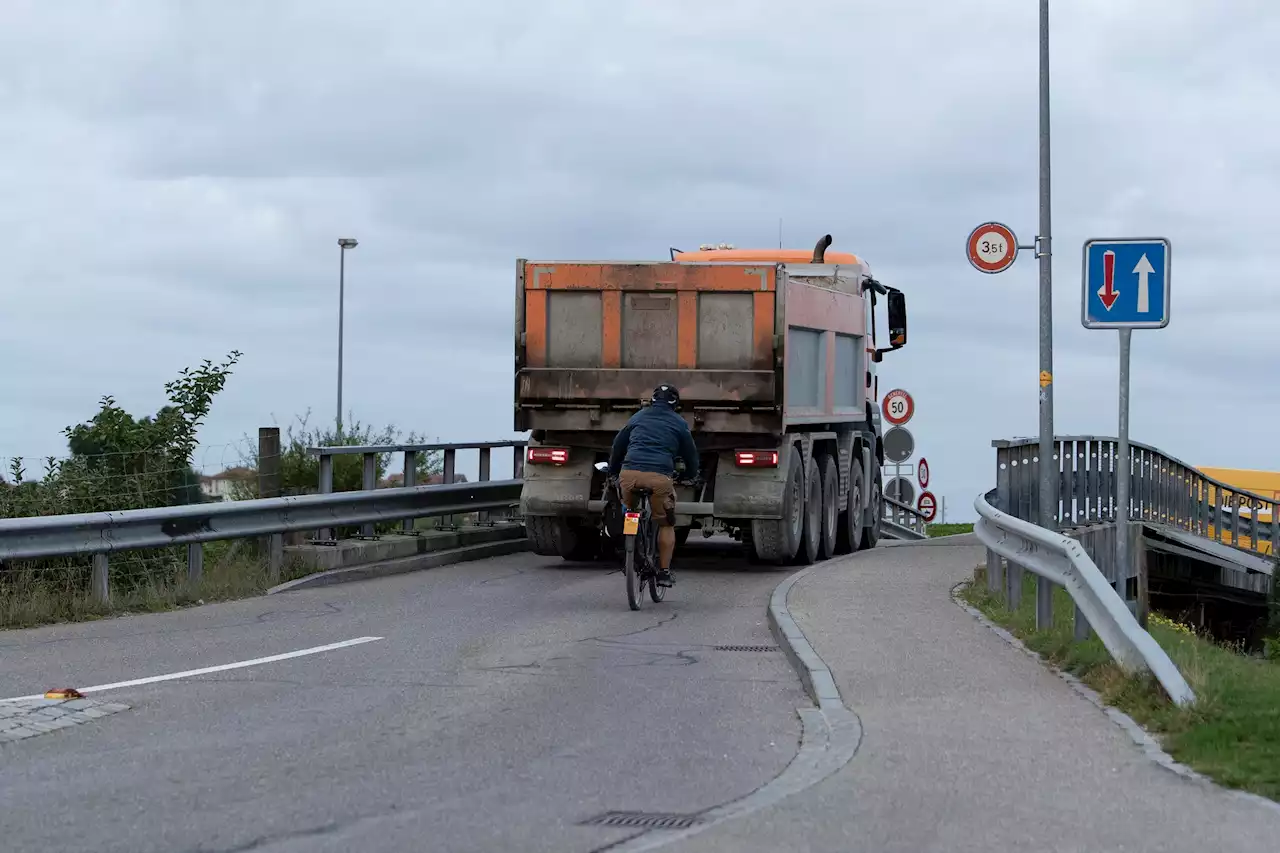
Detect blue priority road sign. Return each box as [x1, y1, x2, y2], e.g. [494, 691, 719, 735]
[1081, 238, 1171, 329]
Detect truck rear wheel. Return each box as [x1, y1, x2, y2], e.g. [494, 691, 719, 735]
[860, 466, 883, 550]
[750, 448, 804, 564]
[793, 454, 821, 565]
[817, 454, 839, 560]
[525, 516, 600, 561]
[836, 459, 864, 556]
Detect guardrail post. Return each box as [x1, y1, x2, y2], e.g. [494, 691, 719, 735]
[986, 549, 1004, 595]
[268, 533, 283, 584]
[360, 452, 377, 538]
[317, 452, 334, 543]
[514, 446, 525, 480]
[187, 543, 203, 584]
[91, 553, 109, 605]
[477, 447, 492, 526]
[402, 450, 418, 534]
[1073, 605, 1091, 640]
[442, 448, 457, 530]
[992, 441, 1023, 608]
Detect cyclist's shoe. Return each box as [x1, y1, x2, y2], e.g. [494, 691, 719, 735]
[657, 568, 675, 587]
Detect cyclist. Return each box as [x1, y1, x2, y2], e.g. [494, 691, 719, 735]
[607, 384, 699, 586]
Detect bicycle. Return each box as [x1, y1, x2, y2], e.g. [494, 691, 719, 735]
[610, 474, 700, 611]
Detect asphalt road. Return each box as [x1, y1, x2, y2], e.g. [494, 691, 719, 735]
[0, 539, 807, 853]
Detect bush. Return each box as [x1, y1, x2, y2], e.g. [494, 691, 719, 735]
[0, 352, 244, 621]
[229, 409, 444, 499]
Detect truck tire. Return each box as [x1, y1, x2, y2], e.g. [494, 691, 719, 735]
[525, 516, 599, 560]
[750, 448, 804, 564]
[793, 454, 821, 565]
[835, 459, 864, 556]
[675, 527, 690, 548]
[860, 466, 883, 550]
[525, 515, 562, 556]
[817, 454, 839, 560]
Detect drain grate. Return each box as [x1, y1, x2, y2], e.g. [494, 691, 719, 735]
[579, 811, 704, 830]
[713, 644, 778, 652]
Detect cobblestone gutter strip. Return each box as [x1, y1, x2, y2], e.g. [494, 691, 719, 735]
[0, 697, 130, 744]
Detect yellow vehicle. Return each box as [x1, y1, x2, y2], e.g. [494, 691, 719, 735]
[1198, 466, 1278, 554]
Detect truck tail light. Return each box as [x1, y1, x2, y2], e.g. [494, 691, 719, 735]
[527, 447, 569, 465]
[734, 450, 779, 468]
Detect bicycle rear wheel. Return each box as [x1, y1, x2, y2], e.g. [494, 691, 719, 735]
[623, 514, 645, 611]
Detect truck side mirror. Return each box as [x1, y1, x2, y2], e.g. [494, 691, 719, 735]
[886, 290, 907, 348]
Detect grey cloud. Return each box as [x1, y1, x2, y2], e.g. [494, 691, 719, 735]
[2, 0, 1278, 519]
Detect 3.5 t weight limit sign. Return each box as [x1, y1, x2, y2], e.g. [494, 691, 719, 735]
[966, 221, 1018, 274]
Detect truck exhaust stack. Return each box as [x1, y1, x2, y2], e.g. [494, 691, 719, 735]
[810, 234, 833, 263]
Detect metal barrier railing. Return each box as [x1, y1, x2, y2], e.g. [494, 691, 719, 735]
[306, 441, 526, 540]
[993, 436, 1278, 557]
[974, 487, 1195, 707]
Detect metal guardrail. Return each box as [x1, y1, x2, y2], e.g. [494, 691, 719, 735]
[882, 496, 929, 541]
[306, 441, 526, 538]
[994, 436, 1278, 558]
[0, 480, 521, 604]
[974, 488, 1195, 707]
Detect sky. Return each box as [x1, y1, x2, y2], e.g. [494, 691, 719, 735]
[1, 0, 1277, 520]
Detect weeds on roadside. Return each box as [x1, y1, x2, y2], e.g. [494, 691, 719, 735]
[962, 570, 1280, 802]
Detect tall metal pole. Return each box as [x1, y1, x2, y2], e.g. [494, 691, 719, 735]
[337, 244, 346, 435]
[1036, 0, 1055, 531]
[1034, 0, 1057, 630]
[1116, 328, 1132, 611]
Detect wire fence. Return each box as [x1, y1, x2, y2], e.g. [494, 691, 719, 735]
[0, 443, 282, 626]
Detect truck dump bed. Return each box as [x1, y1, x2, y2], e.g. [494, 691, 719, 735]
[514, 257, 874, 434]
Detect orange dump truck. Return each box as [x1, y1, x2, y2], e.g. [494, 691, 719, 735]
[514, 235, 908, 564]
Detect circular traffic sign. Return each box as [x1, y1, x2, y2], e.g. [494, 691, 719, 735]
[883, 426, 915, 464]
[881, 388, 914, 426]
[886, 477, 916, 505]
[917, 490, 938, 523]
[917, 457, 930, 489]
[966, 221, 1018, 274]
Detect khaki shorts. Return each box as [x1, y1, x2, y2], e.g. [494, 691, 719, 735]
[619, 470, 676, 527]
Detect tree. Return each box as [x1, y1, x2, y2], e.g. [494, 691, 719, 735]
[2, 351, 242, 518]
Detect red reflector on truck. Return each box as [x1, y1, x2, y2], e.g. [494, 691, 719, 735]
[527, 447, 569, 465]
[734, 450, 778, 467]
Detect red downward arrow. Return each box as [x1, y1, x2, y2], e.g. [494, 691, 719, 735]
[1098, 250, 1119, 310]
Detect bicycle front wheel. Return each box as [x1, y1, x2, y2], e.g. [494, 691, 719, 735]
[624, 534, 644, 611]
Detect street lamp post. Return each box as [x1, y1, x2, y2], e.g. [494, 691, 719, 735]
[1035, 0, 1057, 627]
[336, 237, 358, 435]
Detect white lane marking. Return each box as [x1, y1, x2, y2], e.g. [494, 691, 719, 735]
[1, 636, 384, 702]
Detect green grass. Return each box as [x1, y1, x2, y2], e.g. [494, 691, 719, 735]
[961, 570, 1280, 802]
[0, 540, 311, 631]
[927, 522, 974, 537]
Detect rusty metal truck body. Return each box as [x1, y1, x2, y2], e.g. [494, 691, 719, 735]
[514, 236, 908, 564]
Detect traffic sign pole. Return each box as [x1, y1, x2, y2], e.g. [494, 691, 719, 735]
[1117, 328, 1132, 622]
[1079, 236, 1170, 628]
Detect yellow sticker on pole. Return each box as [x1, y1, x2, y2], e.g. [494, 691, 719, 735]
[1039, 370, 1052, 388]
[623, 513, 640, 535]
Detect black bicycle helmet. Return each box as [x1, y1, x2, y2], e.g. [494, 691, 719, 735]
[651, 384, 680, 408]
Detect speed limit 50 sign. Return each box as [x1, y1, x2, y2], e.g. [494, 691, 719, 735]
[881, 388, 914, 427]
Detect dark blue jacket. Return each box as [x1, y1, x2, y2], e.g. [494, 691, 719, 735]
[608, 402, 700, 479]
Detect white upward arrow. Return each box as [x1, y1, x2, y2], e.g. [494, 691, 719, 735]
[1133, 254, 1155, 314]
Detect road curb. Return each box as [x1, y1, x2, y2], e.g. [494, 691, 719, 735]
[767, 565, 845, 711]
[949, 579, 1280, 817]
[267, 538, 530, 594]
[596, 562, 864, 852]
